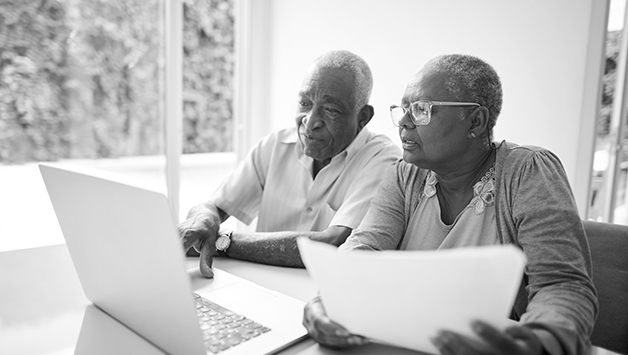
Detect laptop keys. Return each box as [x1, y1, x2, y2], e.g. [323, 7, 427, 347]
[193, 293, 271, 354]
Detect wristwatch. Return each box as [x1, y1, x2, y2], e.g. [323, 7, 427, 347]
[215, 229, 232, 256]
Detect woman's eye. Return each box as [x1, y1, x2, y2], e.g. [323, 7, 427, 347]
[416, 107, 429, 116]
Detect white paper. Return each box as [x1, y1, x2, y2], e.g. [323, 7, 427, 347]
[297, 238, 526, 354]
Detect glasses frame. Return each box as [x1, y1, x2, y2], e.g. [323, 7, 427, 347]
[390, 100, 481, 127]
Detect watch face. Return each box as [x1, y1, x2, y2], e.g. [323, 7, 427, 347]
[216, 236, 230, 251]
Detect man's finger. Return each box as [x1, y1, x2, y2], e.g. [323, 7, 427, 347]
[199, 237, 214, 278]
[192, 238, 205, 253]
[181, 229, 201, 252]
[180, 235, 191, 252]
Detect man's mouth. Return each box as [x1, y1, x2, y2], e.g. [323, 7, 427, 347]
[301, 132, 322, 142]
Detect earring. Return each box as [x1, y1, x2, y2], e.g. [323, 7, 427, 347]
[469, 132, 477, 138]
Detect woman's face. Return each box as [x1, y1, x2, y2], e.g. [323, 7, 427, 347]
[398, 70, 474, 172]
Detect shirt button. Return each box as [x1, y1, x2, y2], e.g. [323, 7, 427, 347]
[306, 207, 313, 213]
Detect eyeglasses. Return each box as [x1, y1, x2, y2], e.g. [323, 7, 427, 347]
[390, 100, 481, 127]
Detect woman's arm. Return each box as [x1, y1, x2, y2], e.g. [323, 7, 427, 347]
[499, 147, 598, 355]
[340, 160, 418, 251]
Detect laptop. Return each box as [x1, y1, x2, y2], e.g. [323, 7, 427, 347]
[75, 305, 166, 355]
[39, 163, 307, 355]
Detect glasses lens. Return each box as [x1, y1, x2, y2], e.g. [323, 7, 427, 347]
[390, 106, 406, 127]
[411, 101, 430, 125]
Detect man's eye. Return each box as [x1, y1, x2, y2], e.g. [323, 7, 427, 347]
[324, 107, 341, 117]
[299, 101, 311, 108]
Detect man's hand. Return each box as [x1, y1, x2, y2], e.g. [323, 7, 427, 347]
[430, 321, 544, 355]
[302, 296, 368, 349]
[178, 210, 220, 278]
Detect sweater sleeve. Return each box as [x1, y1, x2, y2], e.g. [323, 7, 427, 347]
[339, 160, 410, 251]
[498, 147, 598, 355]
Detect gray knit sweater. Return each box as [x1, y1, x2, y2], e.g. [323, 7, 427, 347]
[340, 141, 598, 355]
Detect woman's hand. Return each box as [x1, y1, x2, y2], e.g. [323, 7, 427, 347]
[302, 296, 368, 349]
[430, 321, 544, 355]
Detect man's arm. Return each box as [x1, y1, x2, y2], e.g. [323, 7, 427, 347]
[214, 225, 352, 268]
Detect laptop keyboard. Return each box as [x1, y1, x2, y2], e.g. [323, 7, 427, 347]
[193, 293, 271, 354]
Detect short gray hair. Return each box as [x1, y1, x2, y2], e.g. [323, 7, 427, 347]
[422, 54, 503, 143]
[312, 50, 373, 111]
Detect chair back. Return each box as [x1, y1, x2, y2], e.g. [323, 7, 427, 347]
[583, 220, 628, 354]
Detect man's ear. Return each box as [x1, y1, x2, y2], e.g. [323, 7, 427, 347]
[469, 106, 489, 137]
[357, 104, 374, 131]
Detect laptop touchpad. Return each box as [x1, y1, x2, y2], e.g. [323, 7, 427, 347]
[197, 282, 279, 317]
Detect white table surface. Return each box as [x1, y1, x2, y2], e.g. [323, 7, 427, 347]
[0, 244, 425, 355]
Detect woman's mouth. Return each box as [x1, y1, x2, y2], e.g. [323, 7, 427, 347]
[401, 137, 418, 149]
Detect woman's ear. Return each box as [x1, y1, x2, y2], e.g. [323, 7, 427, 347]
[357, 105, 374, 131]
[469, 106, 489, 137]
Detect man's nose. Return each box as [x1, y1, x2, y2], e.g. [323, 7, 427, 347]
[302, 110, 324, 130]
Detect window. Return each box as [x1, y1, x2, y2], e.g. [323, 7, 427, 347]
[180, 0, 236, 222]
[589, 0, 628, 225]
[0, 0, 235, 252]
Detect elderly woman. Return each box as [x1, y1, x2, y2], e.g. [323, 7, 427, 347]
[303, 54, 597, 355]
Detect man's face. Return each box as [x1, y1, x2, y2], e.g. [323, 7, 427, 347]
[295, 67, 360, 163]
[398, 69, 473, 171]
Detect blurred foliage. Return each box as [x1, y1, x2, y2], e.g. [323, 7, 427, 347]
[183, 0, 233, 154]
[599, 30, 628, 166]
[0, 0, 233, 163]
[599, 30, 621, 138]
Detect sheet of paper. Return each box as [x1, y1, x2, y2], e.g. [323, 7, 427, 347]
[297, 239, 526, 354]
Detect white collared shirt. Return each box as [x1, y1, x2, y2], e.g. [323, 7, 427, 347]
[211, 126, 400, 232]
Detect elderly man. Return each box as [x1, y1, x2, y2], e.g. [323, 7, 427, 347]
[179, 50, 400, 278]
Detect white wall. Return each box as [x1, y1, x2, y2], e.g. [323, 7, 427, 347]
[239, 0, 608, 217]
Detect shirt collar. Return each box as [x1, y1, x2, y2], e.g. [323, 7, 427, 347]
[344, 126, 369, 161]
[282, 128, 299, 144]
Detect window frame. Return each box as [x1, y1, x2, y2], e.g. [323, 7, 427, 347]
[165, 0, 183, 222]
[601, 1, 628, 223]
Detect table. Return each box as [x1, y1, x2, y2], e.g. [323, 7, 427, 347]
[0, 245, 424, 355]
